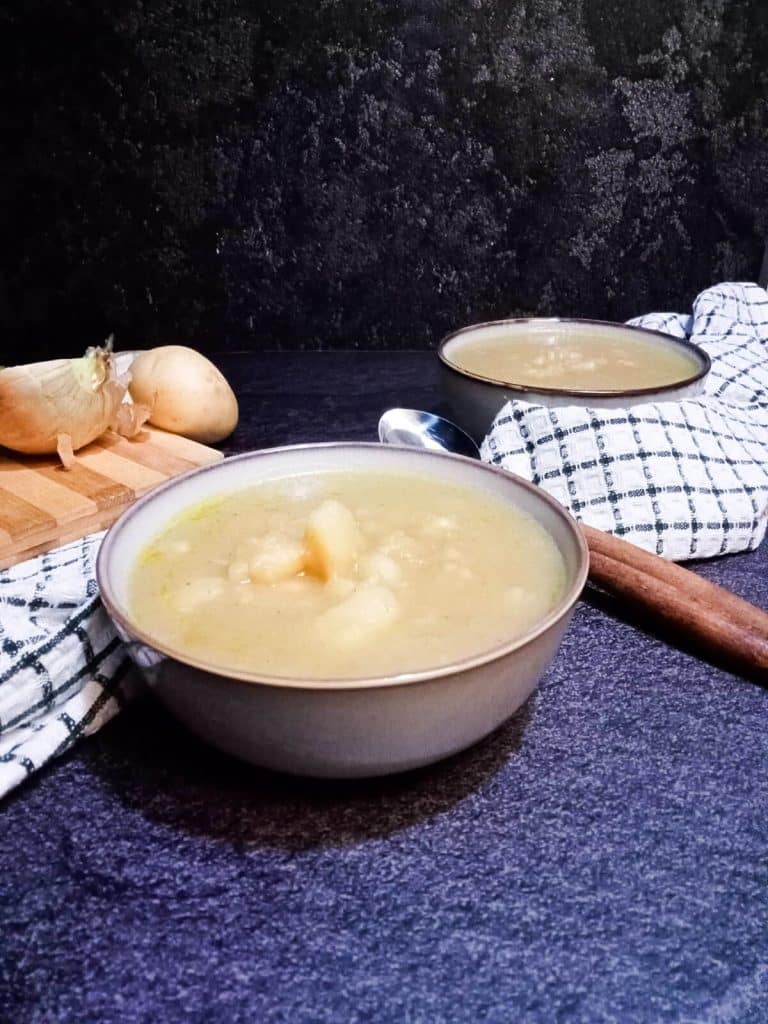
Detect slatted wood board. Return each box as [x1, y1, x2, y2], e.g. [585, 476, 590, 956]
[0, 427, 223, 569]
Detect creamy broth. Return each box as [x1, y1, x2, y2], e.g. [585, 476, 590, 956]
[449, 325, 699, 391]
[129, 471, 567, 679]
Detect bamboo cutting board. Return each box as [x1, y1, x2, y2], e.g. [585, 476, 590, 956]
[0, 427, 224, 569]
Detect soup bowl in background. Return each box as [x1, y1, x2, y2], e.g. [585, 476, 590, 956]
[96, 443, 588, 778]
[439, 317, 711, 442]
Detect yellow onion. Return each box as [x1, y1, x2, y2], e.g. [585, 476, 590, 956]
[0, 343, 143, 467]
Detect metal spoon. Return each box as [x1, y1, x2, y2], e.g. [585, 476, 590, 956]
[377, 408, 480, 460]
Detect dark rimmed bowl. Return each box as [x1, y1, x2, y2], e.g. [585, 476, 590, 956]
[96, 442, 588, 778]
[439, 317, 711, 442]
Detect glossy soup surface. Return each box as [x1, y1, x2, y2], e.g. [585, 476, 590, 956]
[129, 470, 567, 679]
[449, 325, 700, 391]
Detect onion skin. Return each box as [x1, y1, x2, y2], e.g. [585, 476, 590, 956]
[128, 346, 238, 444]
[0, 352, 125, 456]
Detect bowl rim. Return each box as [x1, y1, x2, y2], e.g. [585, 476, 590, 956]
[96, 442, 589, 692]
[438, 316, 712, 398]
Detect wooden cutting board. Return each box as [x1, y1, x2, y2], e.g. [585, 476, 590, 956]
[0, 427, 224, 569]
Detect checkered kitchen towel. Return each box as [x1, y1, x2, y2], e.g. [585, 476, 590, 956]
[0, 533, 139, 799]
[482, 282, 768, 560]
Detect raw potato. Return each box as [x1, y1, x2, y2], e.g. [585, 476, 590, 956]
[304, 499, 360, 580]
[314, 584, 399, 651]
[128, 346, 238, 443]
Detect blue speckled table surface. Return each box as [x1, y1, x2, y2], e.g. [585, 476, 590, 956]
[2, 352, 767, 1024]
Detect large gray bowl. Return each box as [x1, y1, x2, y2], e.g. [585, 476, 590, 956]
[439, 317, 711, 442]
[96, 443, 588, 778]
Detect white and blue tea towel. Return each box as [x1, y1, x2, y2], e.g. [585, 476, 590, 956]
[0, 533, 139, 799]
[482, 282, 768, 560]
[1, 282, 767, 798]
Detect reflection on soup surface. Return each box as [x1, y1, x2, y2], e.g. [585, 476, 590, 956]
[448, 325, 700, 391]
[129, 471, 567, 679]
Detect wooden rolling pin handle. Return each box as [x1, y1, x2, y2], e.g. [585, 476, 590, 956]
[587, 548, 768, 679]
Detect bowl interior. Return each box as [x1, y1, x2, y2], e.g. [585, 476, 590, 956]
[439, 317, 710, 397]
[97, 443, 588, 687]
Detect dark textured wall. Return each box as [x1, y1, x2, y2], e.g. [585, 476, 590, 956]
[3, 1, 767, 363]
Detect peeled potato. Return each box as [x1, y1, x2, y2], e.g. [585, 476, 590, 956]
[247, 532, 305, 584]
[314, 584, 399, 651]
[304, 499, 360, 580]
[174, 577, 226, 614]
[360, 550, 402, 586]
[128, 345, 238, 443]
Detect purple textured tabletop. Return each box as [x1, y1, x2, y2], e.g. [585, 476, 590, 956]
[2, 352, 767, 1024]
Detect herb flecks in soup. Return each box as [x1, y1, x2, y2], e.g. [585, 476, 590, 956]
[129, 471, 566, 679]
[449, 325, 700, 391]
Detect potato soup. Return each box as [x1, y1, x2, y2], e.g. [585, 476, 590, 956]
[129, 470, 567, 679]
[447, 324, 700, 391]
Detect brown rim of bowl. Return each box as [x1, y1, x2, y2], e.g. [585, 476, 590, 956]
[438, 316, 712, 399]
[96, 442, 589, 692]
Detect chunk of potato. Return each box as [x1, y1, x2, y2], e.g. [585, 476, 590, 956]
[247, 532, 306, 584]
[421, 514, 458, 538]
[314, 584, 399, 651]
[326, 576, 357, 600]
[175, 577, 226, 614]
[304, 499, 360, 581]
[360, 550, 402, 586]
[380, 530, 421, 564]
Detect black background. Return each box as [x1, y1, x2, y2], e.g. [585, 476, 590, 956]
[3, 0, 767, 363]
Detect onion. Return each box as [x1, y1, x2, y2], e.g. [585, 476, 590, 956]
[127, 346, 238, 444]
[0, 343, 142, 467]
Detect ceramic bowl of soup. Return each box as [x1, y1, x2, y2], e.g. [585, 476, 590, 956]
[96, 443, 588, 777]
[439, 317, 711, 441]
